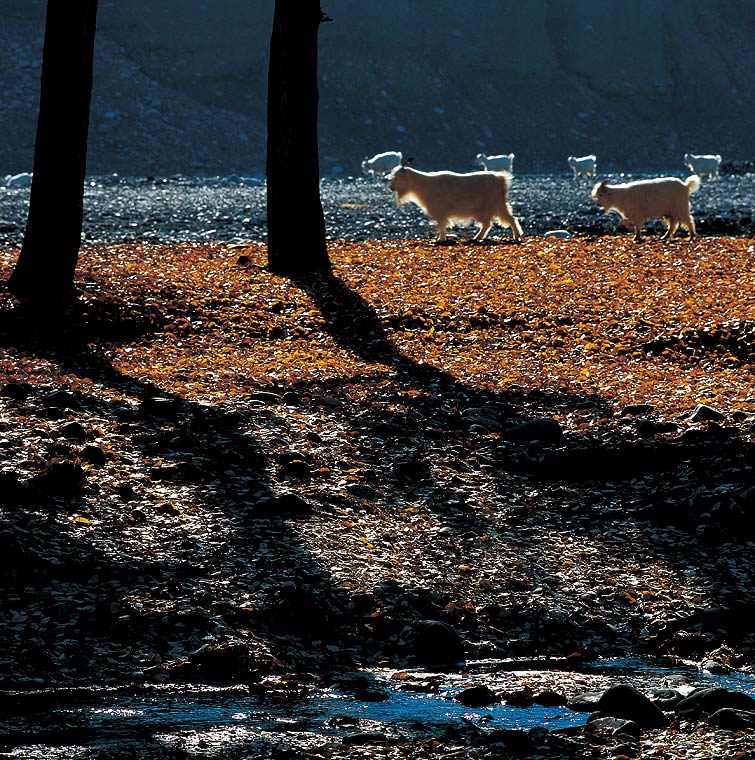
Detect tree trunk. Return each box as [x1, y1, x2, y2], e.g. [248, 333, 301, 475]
[266, 0, 331, 275]
[8, 0, 99, 306]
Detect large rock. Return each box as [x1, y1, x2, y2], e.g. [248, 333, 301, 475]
[676, 687, 755, 718]
[708, 708, 755, 730]
[597, 684, 669, 728]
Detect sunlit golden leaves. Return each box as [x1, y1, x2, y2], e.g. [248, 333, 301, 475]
[2, 236, 755, 421]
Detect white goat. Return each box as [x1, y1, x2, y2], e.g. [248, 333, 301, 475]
[568, 154, 597, 179]
[389, 165, 522, 242]
[591, 175, 700, 241]
[683, 153, 722, 180]
[4, 172, 32, 188]
[475, 153, 515, 173]
[362, 151, 403, 177]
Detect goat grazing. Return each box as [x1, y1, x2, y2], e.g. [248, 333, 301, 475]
[568, 155, 597, 179]
[362, 151, 403, 177]
[591, 175, 700, 241]
[684, 153, 722, 180]
[389, 164, 522, 242]
[475, 153, 515, 173]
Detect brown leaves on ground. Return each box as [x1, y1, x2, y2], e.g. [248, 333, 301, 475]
[4, 236, 754, 421]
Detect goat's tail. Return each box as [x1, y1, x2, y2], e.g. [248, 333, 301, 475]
[685, 175, 701, 195]
[495, 171, 522, 240]
[493, 170, 513, 192]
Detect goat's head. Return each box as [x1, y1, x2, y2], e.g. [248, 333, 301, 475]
[591, 178, 612, 203]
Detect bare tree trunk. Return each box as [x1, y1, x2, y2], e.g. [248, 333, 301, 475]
[8, 0, 99, 306]
[266, 0, 331, 275]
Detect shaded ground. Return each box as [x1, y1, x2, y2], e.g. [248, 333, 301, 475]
[1, 239, 755, 758]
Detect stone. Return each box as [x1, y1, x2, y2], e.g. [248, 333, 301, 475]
[533, 689, 567, 706]
[249, 492, 314, 518]
[42, 390, 79, 409]
[462, 406, 504, 431]
[0, 472, 29, 506]
[621, 403, 654, 416]
[484, 729, 537, 754]
[60, 421, 88, 441]
[34, 460, 86, 497]
[568, 691, 603, 712]
[708, 707, 755, 730]
[690, 404, 725, 422]
[80, 444, 107, 465]
[676, 686, 755, 717]
[587, 716, 642, 739]
[597, 684, 669, 728]
[342, 732, 389, 746]
[139, 396, 181, 420]
[0, 381, 34, 400]
[647, 688, 684, 711]
[456, 684, 498, 707]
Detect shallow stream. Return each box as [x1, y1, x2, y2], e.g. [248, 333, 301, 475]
[2, 657, 754, 758]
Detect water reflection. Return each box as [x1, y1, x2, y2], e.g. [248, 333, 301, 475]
[3, 657, 754, 757]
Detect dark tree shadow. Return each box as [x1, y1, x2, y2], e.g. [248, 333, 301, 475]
[290, 269, 755, 632]
[0, 288, 401, 695]
[2, 267, 753, 732]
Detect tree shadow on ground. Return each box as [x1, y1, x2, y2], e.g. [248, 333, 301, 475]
[291, 269, 755, 612]
[0, 285, 489, 694]
[1, 268, 752, 699]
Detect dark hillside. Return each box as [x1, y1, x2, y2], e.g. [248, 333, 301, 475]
[2, 0, 755, 176]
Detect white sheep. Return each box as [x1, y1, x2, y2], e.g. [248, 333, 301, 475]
[4, 172, 32, 188]
[568, 154, 597, 179]
[475, 153, 515, 173]
[683, 153, 722, 180]
[591, 175, 700, 241]
[362, 151, 403, 177]
[389, 164, 522, 242]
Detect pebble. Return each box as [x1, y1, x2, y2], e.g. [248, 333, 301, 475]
[3, 174, 755, 248]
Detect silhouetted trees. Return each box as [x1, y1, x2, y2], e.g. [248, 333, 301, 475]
[8, 0, 99, 307]
[266, 1, 331, 275]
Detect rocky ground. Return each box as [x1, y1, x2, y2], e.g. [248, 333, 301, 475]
[2, 179, 755, 758]
[2, 169, 755, 250]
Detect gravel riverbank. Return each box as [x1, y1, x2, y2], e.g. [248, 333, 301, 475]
[1, 172, 754, 249]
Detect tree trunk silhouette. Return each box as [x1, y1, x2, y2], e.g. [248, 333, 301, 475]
[266, 1, 331, 275]
[8, 0, 99, 306]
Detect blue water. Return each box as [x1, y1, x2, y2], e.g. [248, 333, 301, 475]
[3, 657, 754, 757]
[72, 685, 583, 735]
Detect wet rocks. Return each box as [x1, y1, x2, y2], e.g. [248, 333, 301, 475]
[455, 684, 498, 707]
[596, 684, 669, 728]
[0, 381, 34, 401]
[690, 403, 725, 423]
[169, 640, 260, 684]
[32, 459, 86, 497]
[708, 707, 755, 730]
[587, 715, 642, 740]
[676, 686, 755, 718]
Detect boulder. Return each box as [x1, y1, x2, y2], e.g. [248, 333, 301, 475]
[456, 684, 498, 707]
[676, 686, 755, 717]
[597, 684, 668, 728]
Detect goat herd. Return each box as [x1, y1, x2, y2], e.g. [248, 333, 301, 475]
[362, 149, 724, 243]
